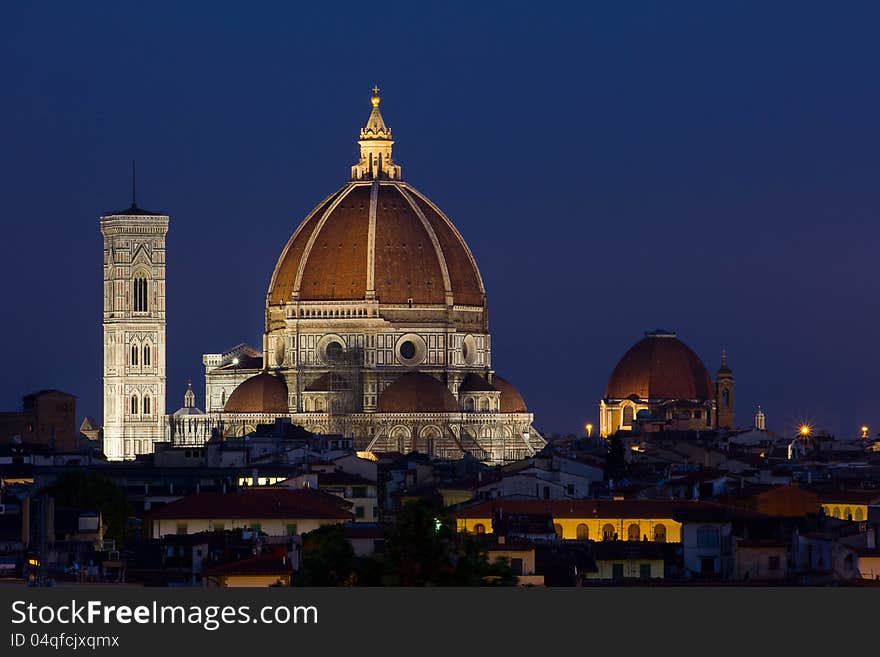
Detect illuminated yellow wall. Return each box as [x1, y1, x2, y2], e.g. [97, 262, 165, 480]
[821, 503, 868, 522]
[212, 574, 290, 588]
[457, 517, 493, 533]
[555, 518, 680, 542]
[586, 559, 664, 580]
[457, 516, 681, 543]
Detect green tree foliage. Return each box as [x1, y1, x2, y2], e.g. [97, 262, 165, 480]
[605, 434, 627, 482]
[293, 499, 518, 586]
[40, 472, 130, 547]
[294, 524, 356, 586]
[384, 499, 455, 585]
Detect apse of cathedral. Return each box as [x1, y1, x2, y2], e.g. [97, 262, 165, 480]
[101, 90, 546, 463]
[599, 329, 734, 437]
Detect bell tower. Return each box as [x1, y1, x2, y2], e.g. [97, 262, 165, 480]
[715, 350, 735, 430]
[100, 167, 169, 460]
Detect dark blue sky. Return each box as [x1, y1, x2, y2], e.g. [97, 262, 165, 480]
[2, 1, 878, 439]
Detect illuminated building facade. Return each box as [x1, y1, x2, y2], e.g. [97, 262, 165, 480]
[203, 90, 545, 464]
[100, 199, 169, 460]
[101, 90, 544, 464]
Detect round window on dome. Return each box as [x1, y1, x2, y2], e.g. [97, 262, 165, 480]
[395, 334, 426, 366]
[400, 341, 416, 360]
[317, 334, 347, 364]
[461, 334, 478, 365]
[326, 341, 343, 361]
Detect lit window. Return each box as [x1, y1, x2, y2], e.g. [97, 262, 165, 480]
[654, 524, 667, 542]
[474, 523, 486, 534]
[576, 523, 589, 540]
[603, 523, 615, 540]
[627, 524, 640, 541]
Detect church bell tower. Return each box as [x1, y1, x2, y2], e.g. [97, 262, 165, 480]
[715, 350, 735, 430]
[100, 168, 169, 460]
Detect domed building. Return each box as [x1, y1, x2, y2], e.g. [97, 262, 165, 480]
[199, 90, 545, 463]
[599, 330, 734, 437]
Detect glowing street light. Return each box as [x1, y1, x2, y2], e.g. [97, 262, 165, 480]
[861, 426, 869, 439]
[799, 424, 811, 439]
[585, 423, 593, 438]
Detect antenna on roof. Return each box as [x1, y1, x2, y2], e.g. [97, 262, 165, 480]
[131, 160, 137, 207]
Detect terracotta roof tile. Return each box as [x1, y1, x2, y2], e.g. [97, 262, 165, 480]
[148, 488, 352, 520]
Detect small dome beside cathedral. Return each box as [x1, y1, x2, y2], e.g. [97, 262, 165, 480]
[376, 372, 460, 413]
[224, 372, 288, 414]
[605, 330, 714, 401]
[492, 374, 529, 413]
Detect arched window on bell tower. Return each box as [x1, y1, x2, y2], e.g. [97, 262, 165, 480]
[132, 275, 149, 312]
[131, 394, 139, 415]
[143, 343, 151, 366]
[131, 342, 139, 366]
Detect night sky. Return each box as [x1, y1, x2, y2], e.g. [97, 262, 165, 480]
[2, 2, 879, 439]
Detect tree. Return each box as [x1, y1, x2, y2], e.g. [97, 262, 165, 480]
[294, 524, 356, 586]
[384, 500, 518, 586]
[384, 499, 454, 586]
[605, 433, 627, 482]
[40, 471, 130, 547]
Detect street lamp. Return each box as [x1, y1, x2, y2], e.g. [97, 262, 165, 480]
[861, 426, 869, 439]
[585, 423, 593, 438]
[799, 424, 811, 439]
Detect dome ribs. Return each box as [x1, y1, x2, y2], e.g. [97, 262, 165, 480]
[266, 181, 486, 311]
[267, 188, 345, 305]
[298, 185, 370, 301]
[374, 186, 445, 304]
[405, 187, 484, 307]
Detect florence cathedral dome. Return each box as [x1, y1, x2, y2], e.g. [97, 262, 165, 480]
[199, 89, 545, 464]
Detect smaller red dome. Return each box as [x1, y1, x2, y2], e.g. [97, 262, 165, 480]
[492, 374, 528, 413]
[224, 372, 289, 413]
[377, 372, 459, 413]
[605, 331, 713, 401]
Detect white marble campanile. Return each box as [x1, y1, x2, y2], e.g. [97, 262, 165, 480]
[99, 176, 169, 460]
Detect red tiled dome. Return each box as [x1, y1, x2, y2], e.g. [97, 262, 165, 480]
[492, 374, 529, 413]
[376, 372, 459, 413]
[605, 331, 713, 401]
[267, 182, 485, 308]
[224, 372, 289, 413]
